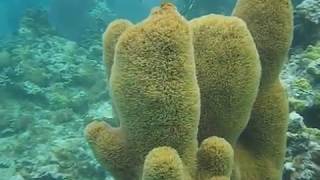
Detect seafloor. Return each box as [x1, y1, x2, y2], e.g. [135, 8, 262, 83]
[0, 0, 320, 180]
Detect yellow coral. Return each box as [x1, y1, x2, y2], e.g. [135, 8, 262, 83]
[233, 0, 293, 87]
[86, 3, 200, 179]
[102, 19, 132, 80]
[85, 0, 294, 179]
[210, 177, 230, 180]
[190, 14, 261, 147]
[233, 0, 293, 179]
[142, 147, 186, 180]
[197, 137, 234, 180]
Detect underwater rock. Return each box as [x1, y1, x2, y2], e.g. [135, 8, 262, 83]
[304, 42, 320, 61]
[0, 4, 112, 179]
[285, 112, 320, 180]
[85, 102, 117, 127]
[281, 44, 320, 128]
[296, 0, 320, 24]
[293, 0, 320, 47]
[0, 13, 108, 113]
[50, 108, 76, 124]
[0, 50, 11, 67]
[30, 165, 67, 180]
[19, 8, 55, 37]
[301, 104, 320, 129]
[307, 59, 320, 80]
[284, 139, 320, 180]
[288, 112, 306, 134]
[0, 157, 17, 180]
[0, 110, 12, 133]
[0, 105, 32, 138]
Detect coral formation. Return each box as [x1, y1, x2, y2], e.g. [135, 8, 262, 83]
[304, 42, 320, 60]
[282, 41, 320, 129]
[4, 0, 320, 179]
[142, 147, 186, 180]
[2, 0, 320, 179]
[102, 19, 132, 80]
[296, 0, 320, 24]
[86, 4, 201, 180]
[85, 0, 294, 179]
[190, 14, 261, 146]
[197, 137, 234, 180]
[233, 0, 294, 179]
[0, 7, 113, 179]
[283, 112, 320, 180]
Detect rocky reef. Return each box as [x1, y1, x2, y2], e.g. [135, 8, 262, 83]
[283, 112, 320, 180]
[281, 9, 320, 178]
[0, 5, 114, 180]
[293, 0, 320, 47]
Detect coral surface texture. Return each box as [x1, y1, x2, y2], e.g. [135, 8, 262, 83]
[85, 1, 293, 180]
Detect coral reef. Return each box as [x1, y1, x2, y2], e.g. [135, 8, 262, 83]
[102, 19, 132, 80]
[296, 0, 320, 24]
[86, 4, 202, 179]
[86, 0, 293, 179]
[293, 0, 320, 47]
[191, 14, 261, 147]
[232, 0, 293, 179]
[197, 137, 234, 180]
[283, 112, 320, 180]
[280, 24, 320, 179]
[0, 7, 114, 180]
[0, 9, 109, 114]
[282, 42, 320, 128]
[1, 0, 320, 179]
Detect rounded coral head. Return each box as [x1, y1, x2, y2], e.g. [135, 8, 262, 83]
[143, 146, 185, 180]
[198, 136, 234, 177]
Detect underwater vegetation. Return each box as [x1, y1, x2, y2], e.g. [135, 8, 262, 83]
[85, 0, 293, 179]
